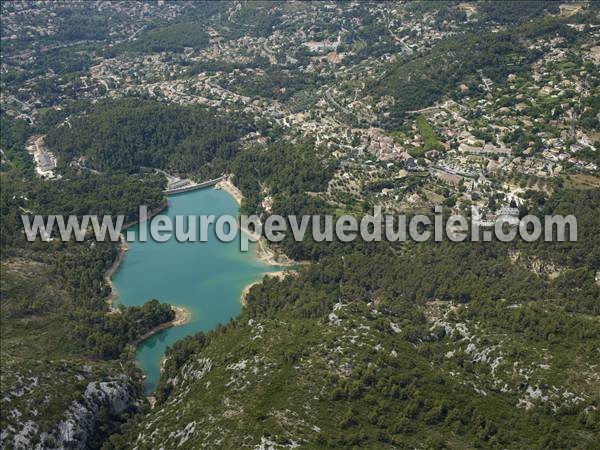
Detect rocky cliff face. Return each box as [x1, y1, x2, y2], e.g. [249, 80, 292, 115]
[118, 291, 599, 449]
[1, 367, 141, 450]
[47, 376, 138, 449]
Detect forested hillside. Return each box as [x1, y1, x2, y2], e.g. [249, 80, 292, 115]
[0, 170, 176, 448]
[45, 99, 253, 175]
[118, 23, 210, 54]
[2, 1, 599, 449]
[111, 188, 600, 449]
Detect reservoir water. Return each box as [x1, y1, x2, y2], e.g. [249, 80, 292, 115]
[112, 188, 273, 393]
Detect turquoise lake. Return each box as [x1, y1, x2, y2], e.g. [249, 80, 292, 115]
[112, 188, 274, 393]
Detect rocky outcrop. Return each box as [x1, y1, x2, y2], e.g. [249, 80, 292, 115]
[2, 375, 140, 450]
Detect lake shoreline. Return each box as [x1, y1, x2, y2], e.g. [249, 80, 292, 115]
[104, 235, 128, 309]
[111, 182, 297, 393]
[131, 306, 192, 348]
[239, 270, 291, 306]
[215, 177, 243, 206]
[107, 180, 298, 314]
[216, 177, 298, 268]
[104, 200, 193, 350]
[216, 177, 301, 310]
[105, 200, 169, 309]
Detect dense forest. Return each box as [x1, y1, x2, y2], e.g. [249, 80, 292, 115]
[2, 1, 599, 448]
[476, 1, 560, 24]
[115, 23, 210, 55]
[0, 170, 165, 250]
[0, 164, 180, 446]
[231, 139, 335, 213]
[112, 187, 598, 449]
[1, 170, 168, 354]
[0, 116, 31, 174]
[45, 99, 253, 175]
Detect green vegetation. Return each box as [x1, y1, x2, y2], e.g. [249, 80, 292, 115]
[1, 169, 173, 356]
[118, 23, 209, 54]
[83, 300, 175, 359]
[0, 117, 32, 174]
[232, 139, 336, 215]
[226, 67, 325, 101]
[408, 114, 445, 157]
[374, 18, 579, 128]
[109, 190, 600, 449]
[416, 115, 443, 150]
[1, 169, 174, 446]
[563, 174, 600, 190]
[45, 99, 253, 175]
[2, 1, 599, 448]
[477, 1, 560, 25]
[1, 170, 165, 250]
